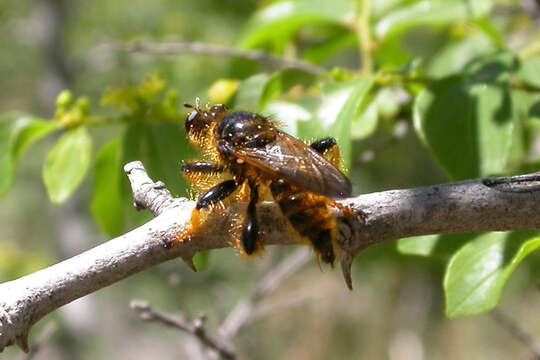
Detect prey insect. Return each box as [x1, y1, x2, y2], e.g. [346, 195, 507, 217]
[180, 98, 352, 265]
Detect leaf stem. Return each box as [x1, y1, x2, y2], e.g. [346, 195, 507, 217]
[357, 0, 373, 74]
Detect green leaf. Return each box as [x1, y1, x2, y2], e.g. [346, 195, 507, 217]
[43, 126, 92, 204]
[397, 233, 476, 257]
[0, 113, 59, 195]
[505, 90, 530, 168]
[371, 0, 412, 19]
[464, 51, 518, 81]
[374, 34, 411, 69]
[193, 251, 210, 271]
[234, 73, 271, 112]
[265, 101, 312, 136]
[517, 56, 540, 89]
[428, 33, 496, 78]
[328, 77, 375, 168]
[473, 17, 504, 48]
[397, 235, 440, 256]
[238, 0, 355, 49]
[302, 31, 357, 64]
[444, 231, 540, 318]
[351, 87, 399, 140]
[235, 68, 316, 114]
[12, 119, 59, 159]
[414, 52, 519, 180]
[375, 0, 494, 39]
[123, 122, 195, 197]
[295, 78, 374, 167]
[260, 69, 316, 110]
[530, 97, 540, 130]
[351, 96, 378, 140]
[91, 139, 126, 237]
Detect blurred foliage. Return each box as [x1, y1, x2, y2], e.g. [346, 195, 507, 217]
[1, 0, 540, 358]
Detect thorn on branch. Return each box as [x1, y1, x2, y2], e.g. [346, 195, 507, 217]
[17, 322, 57, 360]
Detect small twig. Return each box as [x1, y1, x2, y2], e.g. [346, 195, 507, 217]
[111, 41, 326, 75]
[252, 248, 312, 301]
[218, 248, 311, 339]
[124, 161, 182, 217]
[130, 300, 237, 360]
[249, 287, 323, 322]
[491, 309, 540, 359]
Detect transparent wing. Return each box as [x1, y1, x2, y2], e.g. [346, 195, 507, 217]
[232, 132, 351, 197]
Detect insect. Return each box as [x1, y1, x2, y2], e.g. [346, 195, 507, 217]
[181, 98, 352, 265]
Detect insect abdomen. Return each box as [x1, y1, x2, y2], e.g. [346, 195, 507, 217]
[270, 180, 336, 264]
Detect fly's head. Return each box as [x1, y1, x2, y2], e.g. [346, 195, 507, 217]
[184, 98, 229, 147]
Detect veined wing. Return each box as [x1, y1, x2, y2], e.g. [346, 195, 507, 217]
[232, 132, 351, 198]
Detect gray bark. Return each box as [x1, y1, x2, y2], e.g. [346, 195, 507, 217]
[0, 162, 538, 353]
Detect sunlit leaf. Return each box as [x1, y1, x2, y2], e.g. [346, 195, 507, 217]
[397, 234, 475, 258]
[517, 56, 540, 89]
[414, 52, 519, 180]
[238, 0, 355, 49]
[428, 33, 496, 78]
[327, 77, 375, 168]
[234, 73, 271, 112]
[208, 79, 240, 105]
[444, 232, 540, 318]
[352, 87, 399, 140]
[375, 34, 411, 69]
[265, 101, 312, 136]
[260, 69, 316, 110]
[375, 0, 493, 39]
[0, 113, 58, 195]
[397, 235, 440, 256]
[43, 126, 92, 204]
[295, 77, 374, 167]
[193, 251, 210, 271]
[302, 31, 357, 64]
[91, 139, 126, 237]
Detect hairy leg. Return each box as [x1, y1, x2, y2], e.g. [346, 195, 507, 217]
[242, 181, 259, 254]
[196, 180, 238, 210]
[181, 161, 226, 193]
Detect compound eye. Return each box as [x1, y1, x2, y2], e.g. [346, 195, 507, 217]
[185, 111, 199, 133]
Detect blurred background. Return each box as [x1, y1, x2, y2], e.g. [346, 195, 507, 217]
[1, 0, 540, 359]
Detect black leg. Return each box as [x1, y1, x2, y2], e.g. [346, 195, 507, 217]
[181, 161, 223, 174]
[242, 181, 259, 254]
[196, 180, 238, 210]
[310, 137, 337, 154]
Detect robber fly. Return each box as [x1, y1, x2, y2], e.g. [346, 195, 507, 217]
[180, 98, 352, 265]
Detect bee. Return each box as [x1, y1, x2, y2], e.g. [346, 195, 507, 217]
[180, 98, 352, 265]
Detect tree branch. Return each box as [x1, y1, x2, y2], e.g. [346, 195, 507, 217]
[111, 41, 326, 75]
[0, 161, 539, 353]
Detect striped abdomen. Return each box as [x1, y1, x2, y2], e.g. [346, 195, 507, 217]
[270, 179, 337, 264]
